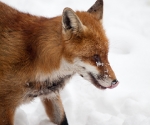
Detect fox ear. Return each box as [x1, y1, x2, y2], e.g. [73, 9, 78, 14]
[62, 7, 85, 35]
[87, 0, 103, 20]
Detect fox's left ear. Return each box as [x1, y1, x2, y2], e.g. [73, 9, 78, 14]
[62, 7, 85, 36]
[87, 0, 103, 21]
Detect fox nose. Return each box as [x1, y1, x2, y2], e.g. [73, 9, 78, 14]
[109, 79, 119, 89]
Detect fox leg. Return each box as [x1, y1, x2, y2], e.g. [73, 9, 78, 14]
[0, 104, 16, 125]
[41, 95, 68, 125]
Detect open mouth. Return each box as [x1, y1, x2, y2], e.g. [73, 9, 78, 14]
[88, 73, 107, 89]
[88, 73, 119, 89]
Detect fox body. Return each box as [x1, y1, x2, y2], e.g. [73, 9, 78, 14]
[0, 0, 119, 125]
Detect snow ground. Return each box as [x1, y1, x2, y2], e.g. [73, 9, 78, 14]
[1, 0, 150, 125]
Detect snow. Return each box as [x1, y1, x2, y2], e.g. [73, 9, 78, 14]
[1, 0, 150, 124]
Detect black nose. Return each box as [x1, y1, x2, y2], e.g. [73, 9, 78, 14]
[111, 79, 118, 85]
[109, 79, 119, 89]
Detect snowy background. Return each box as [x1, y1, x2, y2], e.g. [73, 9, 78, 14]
[1, 0, 150, 125]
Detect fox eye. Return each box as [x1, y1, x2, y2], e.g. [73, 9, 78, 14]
[93, 54, 103, 67]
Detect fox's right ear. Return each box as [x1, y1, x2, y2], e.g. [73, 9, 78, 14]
[87, 0, 103, 21]
[62, 7, 85, 36]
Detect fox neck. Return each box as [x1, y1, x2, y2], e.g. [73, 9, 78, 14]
[31, 19, 63, 73]
[35, 57, 75, 83]
[25, 17, 75, 83]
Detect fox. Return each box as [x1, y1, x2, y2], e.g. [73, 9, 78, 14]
[0, 0, 119, 125]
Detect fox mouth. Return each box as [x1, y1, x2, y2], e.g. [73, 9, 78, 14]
[88, 73, 107, 89]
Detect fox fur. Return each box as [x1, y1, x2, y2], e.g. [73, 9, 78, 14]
[0, 0, 119, 125]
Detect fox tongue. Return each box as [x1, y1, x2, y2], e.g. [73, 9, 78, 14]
[108, 81, 119, 89]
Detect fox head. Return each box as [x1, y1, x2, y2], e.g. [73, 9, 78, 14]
[61, 0, 119, 89]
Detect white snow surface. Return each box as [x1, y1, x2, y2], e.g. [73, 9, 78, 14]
[1, 0, 150, 125]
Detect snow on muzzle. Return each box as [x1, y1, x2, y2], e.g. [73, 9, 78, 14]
[89, 73, 119, 89]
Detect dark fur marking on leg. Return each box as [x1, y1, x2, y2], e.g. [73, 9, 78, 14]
[60, 114, 68, 125]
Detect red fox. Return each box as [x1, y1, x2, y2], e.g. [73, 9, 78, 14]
[0, 0, 119, 125]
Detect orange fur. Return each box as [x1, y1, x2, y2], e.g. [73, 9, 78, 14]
[0, 0, 118, 125]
